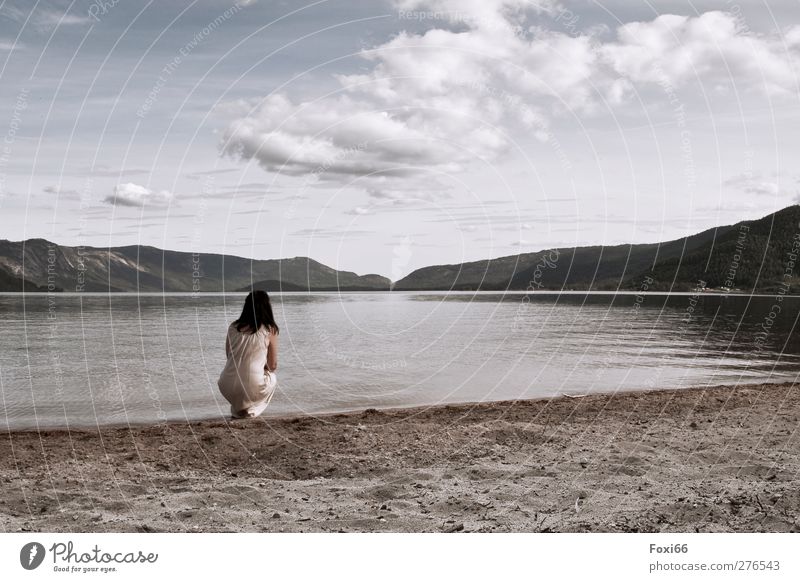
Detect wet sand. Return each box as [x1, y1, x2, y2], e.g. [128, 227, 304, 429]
[1, 382, 799, 532]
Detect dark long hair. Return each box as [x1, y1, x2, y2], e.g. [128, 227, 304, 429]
[234, 291, 279, 334]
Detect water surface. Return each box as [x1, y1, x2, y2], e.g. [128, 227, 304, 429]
[1, 292, 799, 430]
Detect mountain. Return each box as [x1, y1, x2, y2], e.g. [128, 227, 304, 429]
[641, 205, 800, 292]
[0, 239, 390, 292]
[394, 205, 800, 293]
[0, 268, 50, 292]
[4, 206, 799, 293]
[238, 261, 392, 292]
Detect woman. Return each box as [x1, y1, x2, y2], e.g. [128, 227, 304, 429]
[218, 290, 279, 419]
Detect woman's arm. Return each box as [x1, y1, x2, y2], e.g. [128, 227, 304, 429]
[266, 331, 278, 372]
[225, 334, 232, 358]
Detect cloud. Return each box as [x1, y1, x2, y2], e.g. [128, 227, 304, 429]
[220, 0, 574, 186]
[390, 234, 413, 280]
[184, 168, 240, 180]
[43, 185, 80, 198]
[345, 206, 372, 215]
[104, 183, 174, 207]
[36, 10, 92, 28]
[289, 227, 375, 238]
[221, 2, 800, 194]
[0, 40, 22, 51]
[601, 12, 800, 96]
[723, 172, 782, 196]
[745, 182, 780, 197]
[1, 4, 92, 32]
[72, 165, 150, 178]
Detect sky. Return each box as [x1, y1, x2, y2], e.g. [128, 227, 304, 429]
[0, 0, 799, 279]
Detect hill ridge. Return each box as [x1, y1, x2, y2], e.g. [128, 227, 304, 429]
[3, 205, 798, 292]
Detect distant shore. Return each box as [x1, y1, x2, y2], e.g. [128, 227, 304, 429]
[4, 289, 800, 296]
[2, 382, 798, 532]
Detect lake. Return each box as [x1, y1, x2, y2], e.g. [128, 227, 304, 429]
[1, 291, 799, 430]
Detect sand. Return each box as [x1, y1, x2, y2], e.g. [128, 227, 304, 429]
[1, 382, 799, 533]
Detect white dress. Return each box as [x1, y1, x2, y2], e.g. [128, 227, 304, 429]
[217, 323, 277, 418]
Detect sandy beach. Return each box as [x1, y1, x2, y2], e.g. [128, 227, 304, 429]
[2, 382, 799, 533]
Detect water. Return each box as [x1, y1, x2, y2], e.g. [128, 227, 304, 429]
[1, 292, 799, 430]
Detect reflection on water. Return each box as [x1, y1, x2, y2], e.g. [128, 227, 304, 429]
[1, 292, 798, 430]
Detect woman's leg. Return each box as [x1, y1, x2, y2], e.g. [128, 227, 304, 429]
[247, 373, 278, 418]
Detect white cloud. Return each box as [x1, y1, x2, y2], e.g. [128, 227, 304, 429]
[105, 183, 174, 207]
[220, 0, 578, 187]
[723, 172, 783, 197]
[2, 5, 92, 32]
[221, 2, 800, 194]
[787, 25, 800, 48]
[37, 10, 92, 28]
[346, 206, 372, 215]
[601, 11, 800, 96]
[43, 185, 80, 198]
[746, 182, 780, 197]
[390, 234, 413, 281]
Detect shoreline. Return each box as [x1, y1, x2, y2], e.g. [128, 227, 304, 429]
[2, 381, 799, 532]
[5, 379, 796, 435]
